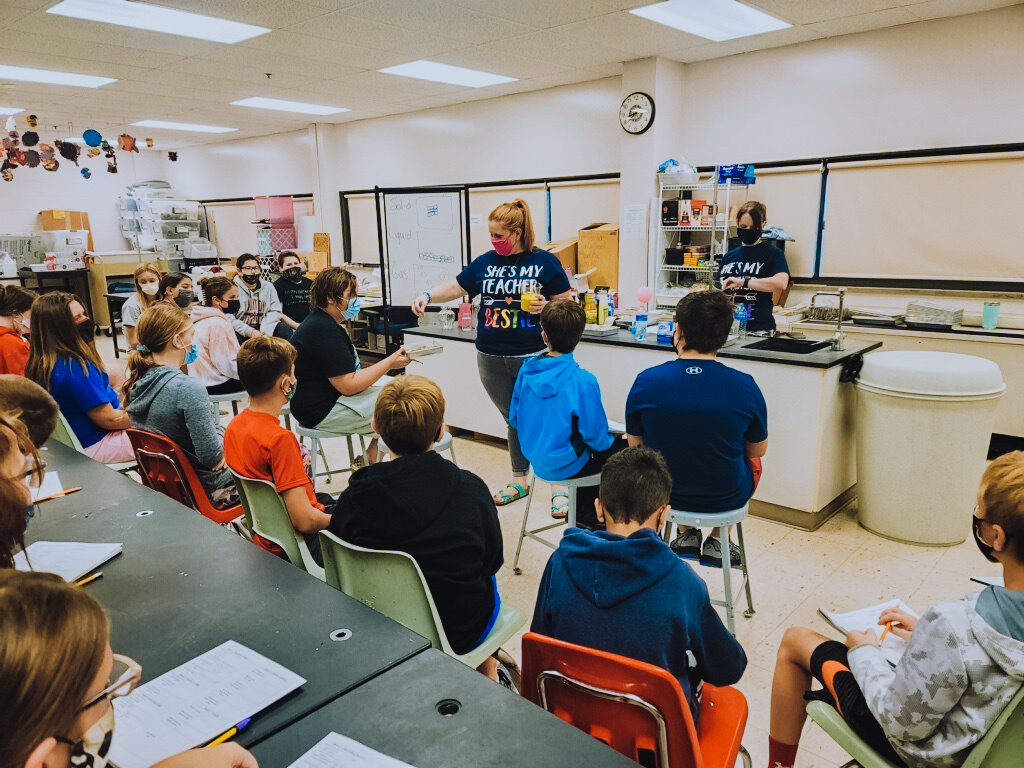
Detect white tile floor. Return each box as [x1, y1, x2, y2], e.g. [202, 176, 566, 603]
[98, 338, 999, 768]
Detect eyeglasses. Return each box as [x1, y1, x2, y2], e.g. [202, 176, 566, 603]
[240, 265, 261, 274]
[79, 654, 142, 713]
[17, 455, 46, 488]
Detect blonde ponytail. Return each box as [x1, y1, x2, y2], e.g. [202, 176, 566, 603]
[489, 198, 536, 253]
[122, 305, 191, 405]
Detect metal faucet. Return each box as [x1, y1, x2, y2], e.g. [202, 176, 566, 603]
[809, 287, 847, 351]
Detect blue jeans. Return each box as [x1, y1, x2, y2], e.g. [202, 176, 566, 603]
[476, 351, 535, 475]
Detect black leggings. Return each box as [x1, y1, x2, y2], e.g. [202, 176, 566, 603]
[206, 379, 245, 395]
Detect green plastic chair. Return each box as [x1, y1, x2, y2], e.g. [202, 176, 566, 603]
[229, 470, 326, 582]
[52, 411, 137, 474]
[807, 683, 1024, 768]
[319, 530, 526, 669]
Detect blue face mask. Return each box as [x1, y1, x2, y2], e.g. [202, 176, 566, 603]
[25, 502, 35, 529]
[183, 338, 200, 366]
[341, 297, 361, 321]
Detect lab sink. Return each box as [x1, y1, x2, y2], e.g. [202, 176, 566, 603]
[745, 337, 832, 354]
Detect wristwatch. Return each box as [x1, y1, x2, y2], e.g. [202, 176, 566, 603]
[743, 277, 750, 289]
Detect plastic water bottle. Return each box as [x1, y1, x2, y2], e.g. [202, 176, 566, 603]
[734, 303, 747, 338]
[633, 313, 648, 342]
[0, 253, 16, 278]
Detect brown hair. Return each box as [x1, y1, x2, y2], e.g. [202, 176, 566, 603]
[0, 570, 109, 768]
[199, 276, 234, 306]
[0, 376, 58, 448]
[0, 285, 36, 316]
[157, 271, 190, 300]
[980, 450, 1024, 561]
[736, 201, 767, 229]
[674, 290, 734, 354]
[374, 376, 445, 456]
[237, 336, 296, 396]
[489, 198, 535, 253]
[0, 412, 42, 568]
[123, 306, 192, 405]
[540, 299, 586, 354]
[279, 251, 303, 268]
[133, 263, 163, 310]
[599, 446, 672, 525]
[309, 267, 357, 311]
[25, 292, 106, 390]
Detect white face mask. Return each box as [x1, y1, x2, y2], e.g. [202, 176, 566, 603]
[68, 704, 115, 768]
[15, 313, 30, 332]
[140, 282, 160, 296]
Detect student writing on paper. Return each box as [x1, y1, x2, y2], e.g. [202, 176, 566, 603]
[767, 452, 1024, 768]
[0, 412, 43, 568]
[0, 570, 258, 768]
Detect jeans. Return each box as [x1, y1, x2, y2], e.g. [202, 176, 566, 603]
[273, 322, 295, 341]
[476, 351, 536, 475]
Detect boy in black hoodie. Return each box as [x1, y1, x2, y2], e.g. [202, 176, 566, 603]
[326, 375, 505, 676]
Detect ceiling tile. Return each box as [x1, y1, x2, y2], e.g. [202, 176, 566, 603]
[235, 31, 409, 70]
[589, 61, 625, 76]
[281, 11, 468, 57]
[106, 80, 237, 104]
[0, 34, 185, 69]
[432, 46, 573, 80]
[342, 0, 537, 44]
[901, 0, 1024, 20]
[552, 11, 709, 57]
[488, 29, 635, 69]
[157, 59, 317, 90]
[149, 0, 335, 28]
[719, 23, 826, 53]
[333, 70, 468, 97]
[0, 51, 136, 81]
[195, 47, 363, 81]
[744, 1, 899, 25]
[131, 70, 271, 97]
[444, 0, 619, 28]
[807, 7, 920, 36]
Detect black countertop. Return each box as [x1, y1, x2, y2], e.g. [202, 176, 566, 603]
[404, 325, 881, 369]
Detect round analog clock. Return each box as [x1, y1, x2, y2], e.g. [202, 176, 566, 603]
[619, 91, 655, 135]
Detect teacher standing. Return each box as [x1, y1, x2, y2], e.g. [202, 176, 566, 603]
[411, 199, 572, 506]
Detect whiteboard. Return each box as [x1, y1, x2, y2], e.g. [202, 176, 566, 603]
[382, 191, 465, 306]
[204, 198, 313, 263]
[548, 180, 619, 242]
[745, 166, 821, 278]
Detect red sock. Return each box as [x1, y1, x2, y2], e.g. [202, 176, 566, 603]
[767, 736, 799, 768]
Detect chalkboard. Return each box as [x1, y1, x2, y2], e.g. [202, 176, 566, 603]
[381, 190, 466, 306]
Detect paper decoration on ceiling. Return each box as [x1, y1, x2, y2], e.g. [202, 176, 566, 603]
[2, 136, 17, 151]
[24, 149, 39, 168]
[22, 131, 38, 147]
[26, 114, 37, 128]
[145, 137, 153, 148]
[81, 168, 91, 179]
[83, 129, 102, 147]
[55, 140, 81, 166]
[38, 144, 54, 160]
[1, 167, 12, 182]
[168, 151, 177, 161]
[107, 154, 117, 173]
[15, 149, 26, 165]
[42, 157, 58, 172]
[5, 116, 15, 133]
[118, 133, 138, 152]
[87, 146, 101, 157]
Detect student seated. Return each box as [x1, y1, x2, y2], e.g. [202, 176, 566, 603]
[121, 263, 163, 350]
[626, 290, 767, 568]
[0, 285, 36, 375]
[154, 271, 195, 310]
[224, 336, 333, 565]
[232, 253, 284, 340]
[26, 293, 134, 464]
[328, 375, 504, 676]
[510, 298, 622, 524]
[124, 305, 239, 511]
[272, 251, 313, 341]
[1, 411, 44, 568]
[0, 375, 58, 448]
[768, 451, 1024, 768]
[289, 267, 410, 464]
[532, 445, 747, 716]
[0, 570, 258, 768]
[189, 276, 244, 395]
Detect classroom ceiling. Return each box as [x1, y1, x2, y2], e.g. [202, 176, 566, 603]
[1, 0, 1020, 149]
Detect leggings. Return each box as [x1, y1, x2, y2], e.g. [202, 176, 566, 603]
[476, 351, 537, 475]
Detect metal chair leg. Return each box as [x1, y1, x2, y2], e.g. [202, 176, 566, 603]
[719, 524, 736, 636]
[736, 522, 755, 618]
[513, 485, 536, 575]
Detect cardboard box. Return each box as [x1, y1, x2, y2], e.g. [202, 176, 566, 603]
[39, 210, 94, 250]
[577, 223, 619, 291]
[313, 232, 330, 257]
[544, 237, 577, 273]
[308, 251, 329, 273]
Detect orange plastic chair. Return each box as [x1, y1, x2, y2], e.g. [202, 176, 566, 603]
[126, 429, 241, 525]
[520, 632, 751, 768]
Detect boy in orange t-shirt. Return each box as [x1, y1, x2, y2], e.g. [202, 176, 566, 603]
[224, 336, 332, 565]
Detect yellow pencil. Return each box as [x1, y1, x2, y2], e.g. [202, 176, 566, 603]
[207, 727, 237, 747]
[74, 572, 103, 587]
[35, 486, 82, 504]
[879, 621, 892, 644]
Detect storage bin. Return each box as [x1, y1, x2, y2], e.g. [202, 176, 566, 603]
[254, 196, 294, 226]
[149, 220, 200, 239]
[183, 238, 217, 261]
[157, 239, 188, 259]
[144, 200, 199, 220]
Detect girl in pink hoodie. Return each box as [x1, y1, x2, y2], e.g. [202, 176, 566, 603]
[189, 276, 243, 395]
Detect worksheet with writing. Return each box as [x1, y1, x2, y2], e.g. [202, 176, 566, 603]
[109, 641, 306, 768]
[818, 599, 919, 667]
[32, 471, 63, 500]
[286, 732, 416, 768]
[14, 540, 122, 582]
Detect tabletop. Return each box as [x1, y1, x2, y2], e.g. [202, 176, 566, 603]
[26, 441, 431, 747]
[249, 649, 640, 767]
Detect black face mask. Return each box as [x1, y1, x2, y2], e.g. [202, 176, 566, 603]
[173, 290, 195, 308]
[737, 228, 763, 246]
[224, 299, 241, 315]
[973, 514, 999, 563]
[241, 273, 260, 287]
[76, 318, 95, 342]
[283, 267, 302, 282]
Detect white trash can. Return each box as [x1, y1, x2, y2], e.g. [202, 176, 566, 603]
[855, 351, 1005, 545]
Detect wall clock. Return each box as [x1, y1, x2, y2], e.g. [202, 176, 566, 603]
[619, 91, 655, 135]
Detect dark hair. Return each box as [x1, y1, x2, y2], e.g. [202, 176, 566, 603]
[599, 446, 672, 525]
[236, 336, 296, 396]
[0, 285, 36, 316]
[540, 299, 585, 354]
[309, 267, 357, 311]
[199, 276, 234, 306]
[0, 376, 58, 447]
[236, 253, 260, 271]
[279, 251, 302, 267]
[736, 200, 767, 229]
[157, 271, 190, 299]
[673, 291, 734, 354]
[374, 376, 445, 455]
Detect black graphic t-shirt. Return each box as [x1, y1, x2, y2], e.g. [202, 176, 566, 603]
[456, 249, 571, 356]
[715, 241, 789, 332]
[274, 275, 313, 323]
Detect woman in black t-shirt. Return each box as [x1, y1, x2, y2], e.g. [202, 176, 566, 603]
[717, 201, 790, 333]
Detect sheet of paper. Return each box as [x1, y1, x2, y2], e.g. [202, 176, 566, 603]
[607, 420, 626, 434]
[971, 575, 1004, 587]
[286, 732, 416, 768]
[32, 471, 63, 501]
[819, 599, 919, 666]
[14, 540, 122, 582]
[109, 640, 306, 768]
[622, 204, 647, 240]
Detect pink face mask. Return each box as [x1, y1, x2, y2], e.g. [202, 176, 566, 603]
[491, 233, 515, 256]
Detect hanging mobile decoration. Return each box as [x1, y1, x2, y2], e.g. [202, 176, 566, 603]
[81, 167, 91, 179]
[145, 137, 154, 148]
[87, 146, 101, 157]
[38, 143, 54, 160]
[22, 131, 38, 147]
[56, 140, 81, 166]
[24, 149, 40, 168]
[83, 129, 102, 147]
[118, 133, 138, 152]
[168, 151, 178, 161]
[26, 114, 37, 128]
[107, 154, 118, 173]
[42, 157, 59, 172]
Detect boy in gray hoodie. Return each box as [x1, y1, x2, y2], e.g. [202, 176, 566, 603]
[231, 253, 284, 339]
[768, 451, 1024, 768]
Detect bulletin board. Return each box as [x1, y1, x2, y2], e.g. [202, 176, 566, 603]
[821, 153, 1024, 282]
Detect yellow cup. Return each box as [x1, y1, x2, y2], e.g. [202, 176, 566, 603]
[521, 291, 539, 311]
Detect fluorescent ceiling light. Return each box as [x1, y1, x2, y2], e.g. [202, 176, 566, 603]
[48, 0, 270, 44]
[0, 107, 23, 115]
[0, 64, 115, 88]
[379, 60, 516, 88]
[630, 0, 790, 42]
[230, 97, 350, 115]
[132, 120, 236, 133]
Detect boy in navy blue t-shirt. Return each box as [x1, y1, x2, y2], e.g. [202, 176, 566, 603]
[625, 291, 768, 568]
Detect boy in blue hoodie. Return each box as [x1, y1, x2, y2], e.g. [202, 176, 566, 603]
[531, 446, 747, 718]
[510, 298, 621, 526]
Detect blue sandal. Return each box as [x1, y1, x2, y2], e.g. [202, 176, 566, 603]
[550, 492, 569, 519]
[494, 482, 529, 506]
